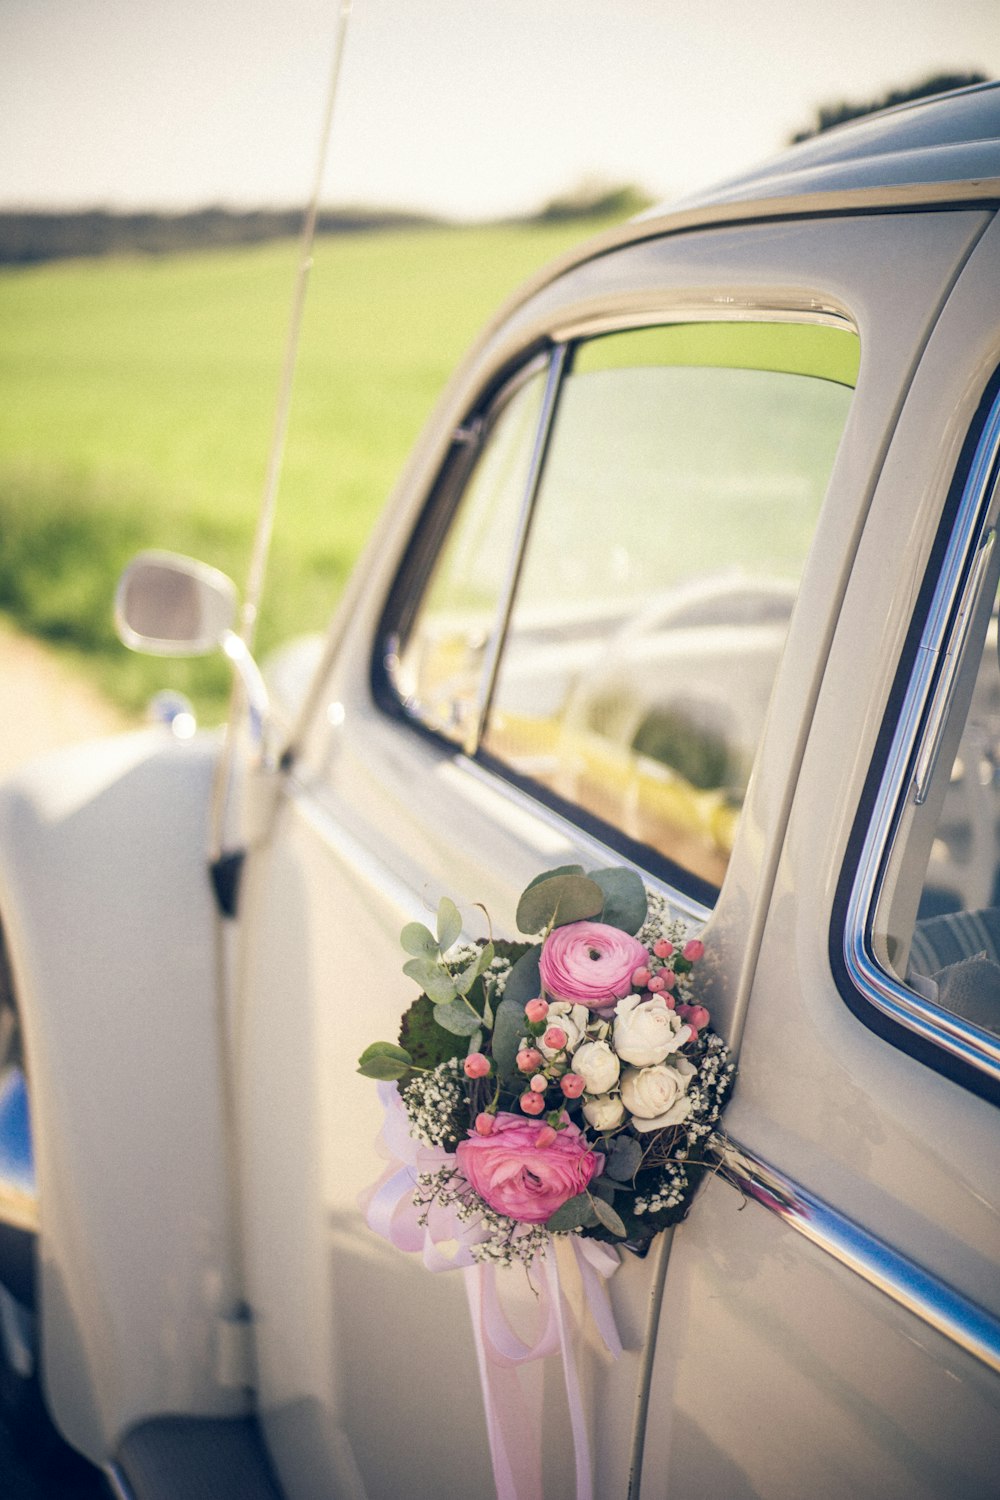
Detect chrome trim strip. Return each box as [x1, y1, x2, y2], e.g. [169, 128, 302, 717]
[715, 1138, 1000, 1376]
[471, 344, 568, 753]
[105, 1465, 137, 1500]
[844, 389, 1000, 1083]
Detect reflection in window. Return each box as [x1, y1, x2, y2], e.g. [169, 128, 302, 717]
[894, 585, 1000, 1042]
[482, 322, 858, 892]
[390, 366, 546, 744]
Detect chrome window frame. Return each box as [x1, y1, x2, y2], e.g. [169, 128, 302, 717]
[844, 387, 1000, 1089]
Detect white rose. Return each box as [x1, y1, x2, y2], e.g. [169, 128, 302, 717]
[570, 1039, 620, 1094]
[620, 1057, 696, 1132]
[540, 1001, 590, 1060]
[613, 993, 691, 1067]
[582, 1093, 626, 1130]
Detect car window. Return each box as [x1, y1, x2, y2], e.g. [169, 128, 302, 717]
[386, 319, 859, 899]
[388, 363, 548, 745]
[850, 384, 1000, 1086]
[482, 322, 858, 893]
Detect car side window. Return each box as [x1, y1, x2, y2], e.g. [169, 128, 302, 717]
[482, 322, 858, 893]
[388, 363, 547, 746]
[849, 385, 1000, 1088]
[386, 319, 859, 899]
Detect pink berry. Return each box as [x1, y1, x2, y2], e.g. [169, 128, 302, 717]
[463, 1052, 491, 1079]
[475, 1112, 495, 1135]
[632, 966, 651, 989]
[534, 1125, 558, 1148]
[683, 939, 705, 963]
[524, 998, 549, 1023]
[519, 1090, 545, 1115]
[648, 974, 665, 992]
[686, 1004, 710, 1031]
[660, 969, 677, 989]
[529, 1074, 548, 1093]
[543, 1026, 567, 1051]
[516, 1047, 544, 1073]
[653, 939, 674, 960]
[560, 1072, 585, 1098]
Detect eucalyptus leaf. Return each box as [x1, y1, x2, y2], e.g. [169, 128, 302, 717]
[433, 1001, 483, 1037]
[545, 1192, 600, 1233]
[516, 874, 603, 935]
[519, 865, 584, 898]
[357, 1041, 413, 1081]
[606, 1135, 643, 1182]
[590, 1194, 628, 1238]
[403, 958, 457, 1006]
[437, 896, 463, 954]
[491, 995, 528, 1082]
[589, 866, 648, 935]
[475, 940, 496, 977]
[502, 945, 542, 1009]
[466, 1029, 484, 1057]
[400, 921, 439, 960]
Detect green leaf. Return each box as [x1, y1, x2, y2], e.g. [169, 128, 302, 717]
[437, 896, 462, 954]
[403, 957, 457, 1005]
[466, 1029, 484, 1057]
[590, 1194, 628, 1238]
[399, 993, 461, 1071]
[357, 1041, 413, 1081]
[400, 921, 439, 959]
[519, 865, 584, 898]
[589, 867, 648, 934]
[455, 941, 495, 997]
[545, 1192, 600, 1232]
[503, 945, 542, 1008]
[605, 1135, 643, 1182]
[516, 874, 604, 935]
[491, 995, 528, 1082]
[433, 1001, 483, 1037]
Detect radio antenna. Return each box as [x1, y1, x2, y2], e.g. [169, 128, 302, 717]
[240, 0, 354, 650]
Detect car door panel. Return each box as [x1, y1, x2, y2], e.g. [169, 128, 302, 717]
[234, 209, 995, 1499]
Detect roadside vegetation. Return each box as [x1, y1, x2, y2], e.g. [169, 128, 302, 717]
[0, 203, 642, 720]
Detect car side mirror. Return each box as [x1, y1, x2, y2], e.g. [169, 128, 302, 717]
[115, 551, 237, 656]
[115, 550, 272, 763]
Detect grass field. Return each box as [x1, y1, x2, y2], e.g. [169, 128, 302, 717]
[0, 215, 622, 718]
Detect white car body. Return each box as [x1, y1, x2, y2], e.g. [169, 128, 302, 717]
[1, 83, 999, 1499]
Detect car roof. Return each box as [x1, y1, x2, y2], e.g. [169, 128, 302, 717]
[660, 80, 1000, 215]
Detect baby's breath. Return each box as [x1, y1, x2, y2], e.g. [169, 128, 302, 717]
[413, 1165, 548, 1269]
[401, 1058, 465, 1148]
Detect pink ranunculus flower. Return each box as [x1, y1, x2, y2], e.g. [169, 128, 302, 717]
[455, 1112, 601, 1223]
[539, 921, 649, 1010]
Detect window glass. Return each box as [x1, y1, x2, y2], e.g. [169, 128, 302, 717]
[482, 322, 858, 891]
[883, 579, 1000, 1042]
[389, 365, 547, 744]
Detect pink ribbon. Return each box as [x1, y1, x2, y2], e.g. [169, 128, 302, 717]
[360, 1083, 622, 1500]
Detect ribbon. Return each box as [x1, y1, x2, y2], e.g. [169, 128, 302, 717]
[360, 1083, 623, 1500]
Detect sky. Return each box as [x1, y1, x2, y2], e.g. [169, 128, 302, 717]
[3, 0, 999, 221]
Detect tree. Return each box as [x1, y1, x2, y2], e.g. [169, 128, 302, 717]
[790, 71, 990, 143]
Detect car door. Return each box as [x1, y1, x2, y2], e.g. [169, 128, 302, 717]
[233, 204, 993, 1500]
[640, 216, 1000, 1500]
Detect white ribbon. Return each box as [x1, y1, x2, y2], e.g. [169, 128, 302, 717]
[360, 1083, 623, 1500]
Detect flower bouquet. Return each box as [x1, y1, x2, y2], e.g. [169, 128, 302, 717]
[358, 864, 734, 1265]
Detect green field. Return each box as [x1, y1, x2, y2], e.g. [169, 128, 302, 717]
[0, 216, 622, 718]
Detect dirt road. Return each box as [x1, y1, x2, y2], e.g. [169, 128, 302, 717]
[0, 622, 131, 780]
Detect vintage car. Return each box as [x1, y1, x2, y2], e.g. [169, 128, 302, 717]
[1, 81, 999, 1500]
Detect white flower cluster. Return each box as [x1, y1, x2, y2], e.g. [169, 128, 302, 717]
[634, 1162, 690, 1216]
[413, 1165, 549, 1269]
[401, 1058, 465, 1148]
